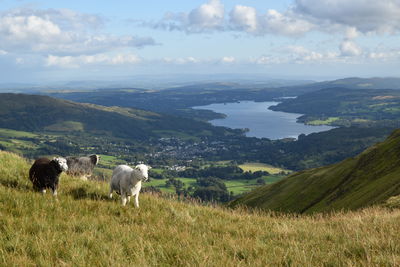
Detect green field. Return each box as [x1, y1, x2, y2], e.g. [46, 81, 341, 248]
[146, 177, 197, 193]
[238, 162, 290, 174]
[307, 117, 340, 125]
[44, 121, 84, 132]
[145, 175, 284, 195]
[225, 176, 285, 195]
[0, 128, 38, 138]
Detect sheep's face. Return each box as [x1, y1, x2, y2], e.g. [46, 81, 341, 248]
[135, 164, 151, 181]
[54, 157, 68, 172]
[90, 154, 100, 165]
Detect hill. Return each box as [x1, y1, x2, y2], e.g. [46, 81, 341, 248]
[1, 151, 400, 265]
[270, 87, 400, 127]
[287, 77, 400, 91]
[230, 129, 400, 214]
[0, 93, 237, 140]
[46, 83, 320, 121]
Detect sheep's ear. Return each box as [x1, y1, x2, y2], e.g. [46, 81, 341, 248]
[149, 166, 152, 169]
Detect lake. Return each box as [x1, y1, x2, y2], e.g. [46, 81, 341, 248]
[193, 101, 335, 139]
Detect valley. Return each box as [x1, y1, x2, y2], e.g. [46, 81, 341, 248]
[1, 78, 400, 201]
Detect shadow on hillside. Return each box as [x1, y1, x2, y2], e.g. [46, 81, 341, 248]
[0, 179, 31, 191]
[68, 187, 110, 201]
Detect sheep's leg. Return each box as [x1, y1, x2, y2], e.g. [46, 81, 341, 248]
[134, 193, 140, 208]
[51, 184, 58, 196]
[121, 193, 127, 206]
[109, 186, 113, 199]
[41, 189, 46, 194]
[127, 196, 131, 204]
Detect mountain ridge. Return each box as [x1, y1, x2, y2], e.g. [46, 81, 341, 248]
[0, 93, 237, 140]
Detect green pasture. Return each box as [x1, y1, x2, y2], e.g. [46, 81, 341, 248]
[238, 162, 290, 174]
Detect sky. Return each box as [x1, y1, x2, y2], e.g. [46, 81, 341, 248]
[0, 0, 400, 84]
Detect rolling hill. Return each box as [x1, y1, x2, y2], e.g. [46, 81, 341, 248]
[0, 93, 238, 140]
[229, 129, 400, 214]
[270, 87, 400, 127]
[287, 77, 400, 91]
[1, 150, 400, 265]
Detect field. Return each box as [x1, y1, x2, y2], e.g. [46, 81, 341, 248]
[1, 151, 400, 266]
[146, 175, 285, 195]
[306, 117, 340, 125]
[238, 162, 290, 175]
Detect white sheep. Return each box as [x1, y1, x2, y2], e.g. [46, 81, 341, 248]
[109, 164, 150, 207]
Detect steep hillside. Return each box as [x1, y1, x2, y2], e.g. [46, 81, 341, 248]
[0, 93, 237, 140]
[1, 151, 400, 265]
[230, 129, 400, 213]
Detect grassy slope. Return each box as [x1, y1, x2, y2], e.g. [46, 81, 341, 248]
[0, 93, 235, 140]
[1, 151, 400, 266]
[230, 129, 400, 214]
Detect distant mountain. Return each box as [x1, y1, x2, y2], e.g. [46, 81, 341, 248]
[0, 93, 236, 140]
[288, 77, 400, 91]
[229, 129, 400, 213]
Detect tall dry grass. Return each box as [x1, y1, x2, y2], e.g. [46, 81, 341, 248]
[1, 151, 400, 266]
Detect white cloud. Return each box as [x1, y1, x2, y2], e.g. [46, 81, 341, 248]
[162, 57, 200, 64]
[152, 1, 313, 37]
[258, 9, 314, 37]
[0, 50, 8, 55]
[250, 54, 290, 65]
[230, 5, 257, 32]
[0, 8, 156, 55]
[149, 0, 224, 33]
[0, 15, 62, 42]
[221, 56, 235, 63]
[46, 53, 141, 68]
[255, 45, 342, 64]
[147, 0, 400, 39]
[295, 0, 400, 34]
[345, 27, 359, 39]
[367, 48, 400, 61]
[188, 0, 224, 29]
[340, 40, 362, 56]
[15, 57, 24, 64]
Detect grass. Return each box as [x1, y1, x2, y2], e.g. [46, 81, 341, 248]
[238, 162, 290, 175]
[1, 151, 400, 265]
[0, 128, 38, 138]
[306, 117, 340, 125]
[146, 177, 197, 193]
[145, 176, 285, 195]
[44, 121, 84, 132]
[225, 176, 285, 195]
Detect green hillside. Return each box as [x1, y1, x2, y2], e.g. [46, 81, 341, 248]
[230, 129, 400, 214]
[0, 93, 236, 140]
[270, 87, 400, 127]
[1, 151, 400, 265]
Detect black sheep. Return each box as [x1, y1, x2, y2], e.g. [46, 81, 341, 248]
[29, 157, 68, 196]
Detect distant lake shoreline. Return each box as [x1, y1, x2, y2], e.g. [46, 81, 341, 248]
[193, 101, 335, 139]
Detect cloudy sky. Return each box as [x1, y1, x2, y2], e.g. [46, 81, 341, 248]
[1, 0, 399, 83]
